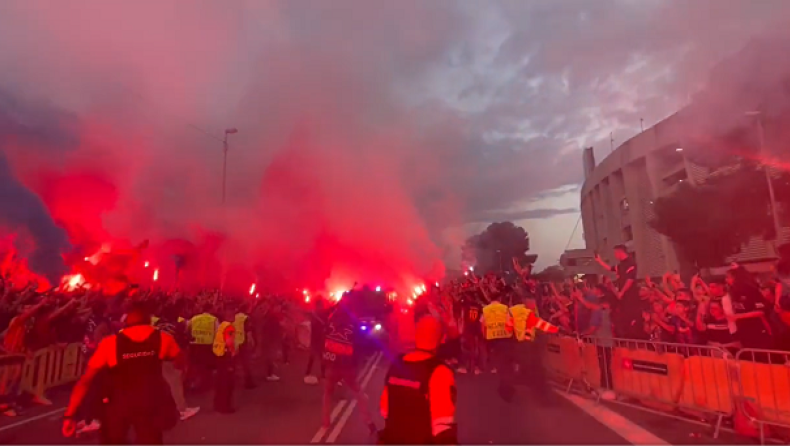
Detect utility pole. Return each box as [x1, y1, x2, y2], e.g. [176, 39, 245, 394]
[610, 132, 615, 154]
[640, 118, 644, 132]
[220, 128, 238, 294]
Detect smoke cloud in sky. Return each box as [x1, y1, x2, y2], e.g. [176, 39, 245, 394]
[0, 0, 788, 288]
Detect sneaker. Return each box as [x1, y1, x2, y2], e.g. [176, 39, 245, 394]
[304, 375, 319, 385]
[474, 368, 482, 375]
[267, 375, 281, 382]
[180, 407, 200, 421]
[33, 395, 53, 406]
[0, 404, 16, 418]
[78, 419, 101, 434]
[601, 390, 617, 401]
[456, 367, 468, 374]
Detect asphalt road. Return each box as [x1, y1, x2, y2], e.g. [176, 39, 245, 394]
[0, 346, 761, 445]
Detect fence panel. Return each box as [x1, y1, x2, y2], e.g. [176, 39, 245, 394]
[734, 348, 790, 442]
[542, 335, 584, 388]
[570, 337, 734, 436]
[2, 343, 85, 400]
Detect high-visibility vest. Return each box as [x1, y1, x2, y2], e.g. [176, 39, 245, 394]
[234, 313, 248, 348]
[482, 302, 511, 340]
[151, 316, 160, 326]
[191, 313, 218, 345]
[510, 304, 536, 342]
[213, 321, 235, 357]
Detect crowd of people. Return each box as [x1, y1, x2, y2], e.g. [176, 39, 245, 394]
[0, 275, 306, 425]
[538, 244, 790, 354]
[5, 240, 790, 443]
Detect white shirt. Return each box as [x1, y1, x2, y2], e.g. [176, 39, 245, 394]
[719, 294, 739, 334]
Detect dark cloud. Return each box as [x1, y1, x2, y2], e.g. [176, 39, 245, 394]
[468, 207, 578, 225]
[0, 0, 785, 278]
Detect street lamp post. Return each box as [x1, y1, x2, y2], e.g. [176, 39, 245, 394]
[745, 111, 781, 249]
[220, 128, 237, 294]
[222, 128, 238, 205]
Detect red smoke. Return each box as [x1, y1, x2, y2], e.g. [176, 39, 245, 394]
[0, 1, 471, 298]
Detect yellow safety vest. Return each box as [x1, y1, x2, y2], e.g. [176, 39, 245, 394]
[234, 313, 248, 348]
[191, 313, 218, 345]
[482, 302, 511, 340]
[213, 321, 235, 357]
[510, 304, 537, 342]
[151, 316, 160, 326]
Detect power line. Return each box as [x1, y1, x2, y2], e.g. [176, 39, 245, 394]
[118, 85, 224, 143]
[564, 213, 582, 252]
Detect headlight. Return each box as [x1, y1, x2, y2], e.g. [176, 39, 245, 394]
[374, 324, 382, 331]
[361, 325, 367, 331]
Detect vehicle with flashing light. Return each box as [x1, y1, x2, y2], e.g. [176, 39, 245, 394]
[357, 315, 388, 352]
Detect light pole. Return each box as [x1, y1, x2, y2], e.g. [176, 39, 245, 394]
[745, 111, 781, 249]
[222, 128, 238, 205]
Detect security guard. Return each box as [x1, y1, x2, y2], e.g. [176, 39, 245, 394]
[481, 293, 516, 400]
[188, 306, 219, 391]
[213, 308, 237, 413]
[62, 303, 180, 444]
[234, 307, 255, 389]
[509, 296, 557, 403]
[379, 316, 457, 444]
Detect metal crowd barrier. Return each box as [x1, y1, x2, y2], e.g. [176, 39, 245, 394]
[734, 348, 790, 444]
[541, 335, 790, 443]
[0, 343, 85, 402]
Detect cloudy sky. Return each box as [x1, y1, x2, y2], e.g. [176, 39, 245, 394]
[0, 0, 787, 284]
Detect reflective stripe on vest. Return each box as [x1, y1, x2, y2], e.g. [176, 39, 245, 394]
[509, 305, 535, 342]
[213, 321, 234, 357]
[191, 314, 217, 345]
[234, 313, 248, 347]
[482, 303, 511, 340]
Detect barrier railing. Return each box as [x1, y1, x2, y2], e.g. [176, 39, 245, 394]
[542, 335, 790, 444]
[734, 348, 790, 444]
[1, 343, 86, 402]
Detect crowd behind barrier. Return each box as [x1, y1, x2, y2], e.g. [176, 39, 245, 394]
[541, 334, 790, 444]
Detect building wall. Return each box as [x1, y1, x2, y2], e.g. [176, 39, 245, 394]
[579, 108, 788, 277]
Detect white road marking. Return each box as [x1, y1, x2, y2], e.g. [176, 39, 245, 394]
[555, 392, 669, 445]
[309, 352, 379, 443]
[310, 400, 347, 443]
[325, 351, 382, 444]
[0, 407, 66, 433]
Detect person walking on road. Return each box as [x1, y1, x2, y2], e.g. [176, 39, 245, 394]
[62, 303, 181, 444]
[321, 291, 377, 436]
[378, 315, 457, 445]
[305, 297, 328, 384]
[213, 307, 238, 414]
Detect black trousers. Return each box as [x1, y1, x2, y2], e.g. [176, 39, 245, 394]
[305, 343, 326, 377]
[101, 407, 163, 445]
[214, 355, 236, 412]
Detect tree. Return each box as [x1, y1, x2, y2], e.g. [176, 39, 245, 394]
[650, 163, 789, 270]
[461, 221, 536, 275]
[533, 265, 566, 282]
